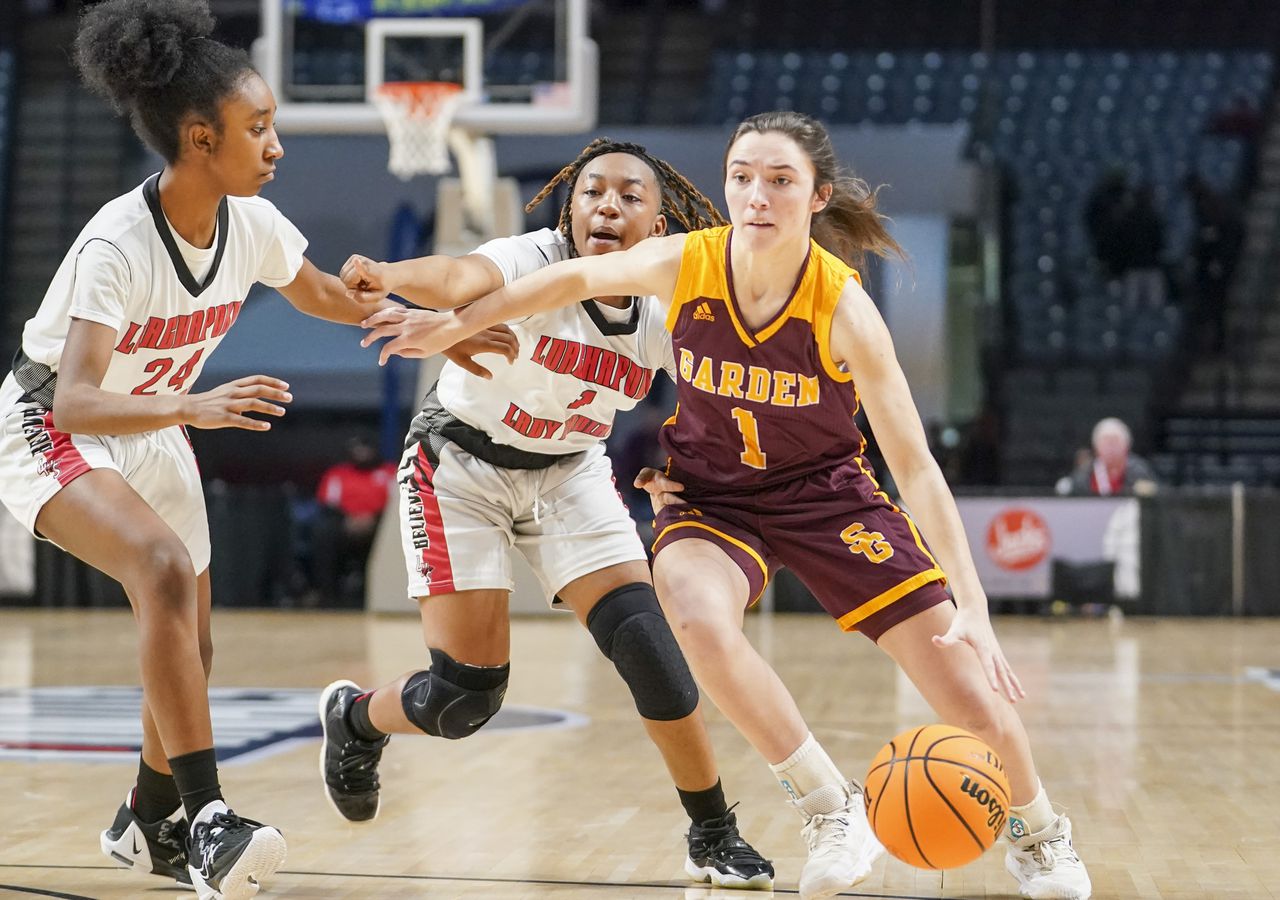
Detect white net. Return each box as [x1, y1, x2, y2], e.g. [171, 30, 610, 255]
[373, 82, 465, 180]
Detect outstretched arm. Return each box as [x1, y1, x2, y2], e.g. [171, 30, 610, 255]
[276, 258, 395, 324]
[360, 233, 686, 366]
[339, 252, 505, 309]
[829, 277, 1025, 703]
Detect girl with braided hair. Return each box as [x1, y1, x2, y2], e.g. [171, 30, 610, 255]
[318, 139, 774, 890]
[358, 112, 1094, 900]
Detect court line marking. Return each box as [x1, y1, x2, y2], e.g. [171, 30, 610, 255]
[0, 884, 98, 900]
[0, 865, 939, 898]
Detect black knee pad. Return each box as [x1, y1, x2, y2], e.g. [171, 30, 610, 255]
[401, 647, 509, 739]
[586, 582, 699, 721]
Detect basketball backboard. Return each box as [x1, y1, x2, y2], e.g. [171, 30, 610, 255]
[255, 0, 597, 134]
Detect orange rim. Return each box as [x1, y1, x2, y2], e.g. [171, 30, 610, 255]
[375, 81, 464, 117]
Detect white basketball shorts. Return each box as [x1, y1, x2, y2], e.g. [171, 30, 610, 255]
[397, 437, 646, 604]
[0, 373, 211, 573]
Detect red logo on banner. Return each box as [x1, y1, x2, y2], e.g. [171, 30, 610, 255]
[985, 508, 1051, 571]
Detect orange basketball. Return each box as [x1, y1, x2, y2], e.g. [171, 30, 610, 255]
[864, 724, 1011, 870]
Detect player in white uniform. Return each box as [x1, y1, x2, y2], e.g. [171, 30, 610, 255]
[317, 139, 775, 889]
[0, 2, 488, 898]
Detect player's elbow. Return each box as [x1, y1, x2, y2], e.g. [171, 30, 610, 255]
[51, 390, 88, 434]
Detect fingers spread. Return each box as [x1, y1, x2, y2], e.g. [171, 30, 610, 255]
[235, 375, 290, 391]
[231, 414, 271, 431]
[361, 307, 406, 329]
[242, 399, 287, 417]
[380, 342, 426, 366]
[361, 323, 405, 348]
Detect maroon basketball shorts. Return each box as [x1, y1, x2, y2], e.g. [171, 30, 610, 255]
[652, 460, 950, 641]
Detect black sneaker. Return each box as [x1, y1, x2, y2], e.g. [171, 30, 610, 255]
[187, 803, 286, 900]
[99, 789, 191, 885]
[318, 679, 390, 822]
[685, 804, 774, 890]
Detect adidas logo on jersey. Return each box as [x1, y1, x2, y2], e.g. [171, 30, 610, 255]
[693, 302, 716, 322]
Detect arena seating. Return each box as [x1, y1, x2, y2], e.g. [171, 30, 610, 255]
[705, 49, 1273, 484]
[0, 48, 14, 283]
[708, 49, 1271, 366]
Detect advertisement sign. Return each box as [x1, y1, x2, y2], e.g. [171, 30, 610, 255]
[956, 497, 1138, 598]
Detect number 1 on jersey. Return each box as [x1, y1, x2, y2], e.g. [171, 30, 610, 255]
[730, 407, 767, 469]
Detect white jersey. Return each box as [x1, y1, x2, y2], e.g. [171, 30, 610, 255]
[435, 228, 675, 455]
[19, 173, 306, 397]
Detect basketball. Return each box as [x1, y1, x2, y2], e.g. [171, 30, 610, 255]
[864, 724, 1011, 870]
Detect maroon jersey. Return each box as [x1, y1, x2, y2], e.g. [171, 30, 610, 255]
[660, 225, 865, 491]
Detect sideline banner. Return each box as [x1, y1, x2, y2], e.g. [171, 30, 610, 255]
[293, 0, 536, 23]
[955, 497, 1139, 598]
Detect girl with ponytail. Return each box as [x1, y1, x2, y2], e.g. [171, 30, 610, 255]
[359, 110, 1093, 900]
[0, 1, 495, 895]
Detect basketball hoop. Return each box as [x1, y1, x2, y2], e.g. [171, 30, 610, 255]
[373, 81, 465, 180]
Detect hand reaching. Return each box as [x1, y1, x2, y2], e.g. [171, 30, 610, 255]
[932, 606, 1026, 703]
[441, 324, 520, 379]
[633, 467, 687, 516]
[182, 375, 292, 431]
[360, 306, 464, 366]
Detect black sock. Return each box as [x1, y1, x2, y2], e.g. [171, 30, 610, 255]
[679, 778, 729, 825]
[347, 691, 386, 742]
[168, 748, 223, 822]
[132, 758, 181, 822]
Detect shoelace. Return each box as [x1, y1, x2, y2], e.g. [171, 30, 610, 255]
[1047, 835, 1082, 866]
[195, 811, 245, 840]
[688, 805, 769, 869]
[336, 738, 386, 793]
[801, 812, 852, 853]
[1025, 829, 1080, 870]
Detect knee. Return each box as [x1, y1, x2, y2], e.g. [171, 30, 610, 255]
[128, 542, 196, 617]
[586, 582, 699, 721]
[662, 594, 734, 660]
[401, 647, 509, 739]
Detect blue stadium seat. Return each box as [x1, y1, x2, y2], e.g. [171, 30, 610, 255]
[704, 48, 1273, 363]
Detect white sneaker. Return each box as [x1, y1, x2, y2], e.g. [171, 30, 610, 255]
[791, 780, 883, 900]
[1004, 814, 1092, 899]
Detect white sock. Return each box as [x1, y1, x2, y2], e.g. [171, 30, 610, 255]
[1006, 780, 1055, 839]
[769, 733, 846, 803]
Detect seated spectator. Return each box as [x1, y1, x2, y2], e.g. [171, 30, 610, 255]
[1059, 418, 1158, 497]
[311, 433, 396, 606]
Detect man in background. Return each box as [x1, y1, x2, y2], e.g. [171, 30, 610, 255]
[311, 434, 396, 606]
[1059, 417, 1158, 496]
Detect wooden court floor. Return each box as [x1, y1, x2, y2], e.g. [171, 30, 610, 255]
[1, 608, 1277, 899]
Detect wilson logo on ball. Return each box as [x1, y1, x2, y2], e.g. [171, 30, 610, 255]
[960, 774, 1008, 832]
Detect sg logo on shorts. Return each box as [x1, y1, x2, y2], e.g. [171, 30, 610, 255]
[840, 522, 894, 564]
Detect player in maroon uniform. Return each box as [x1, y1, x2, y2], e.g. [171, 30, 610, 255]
[357, 111, 1092, 900]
